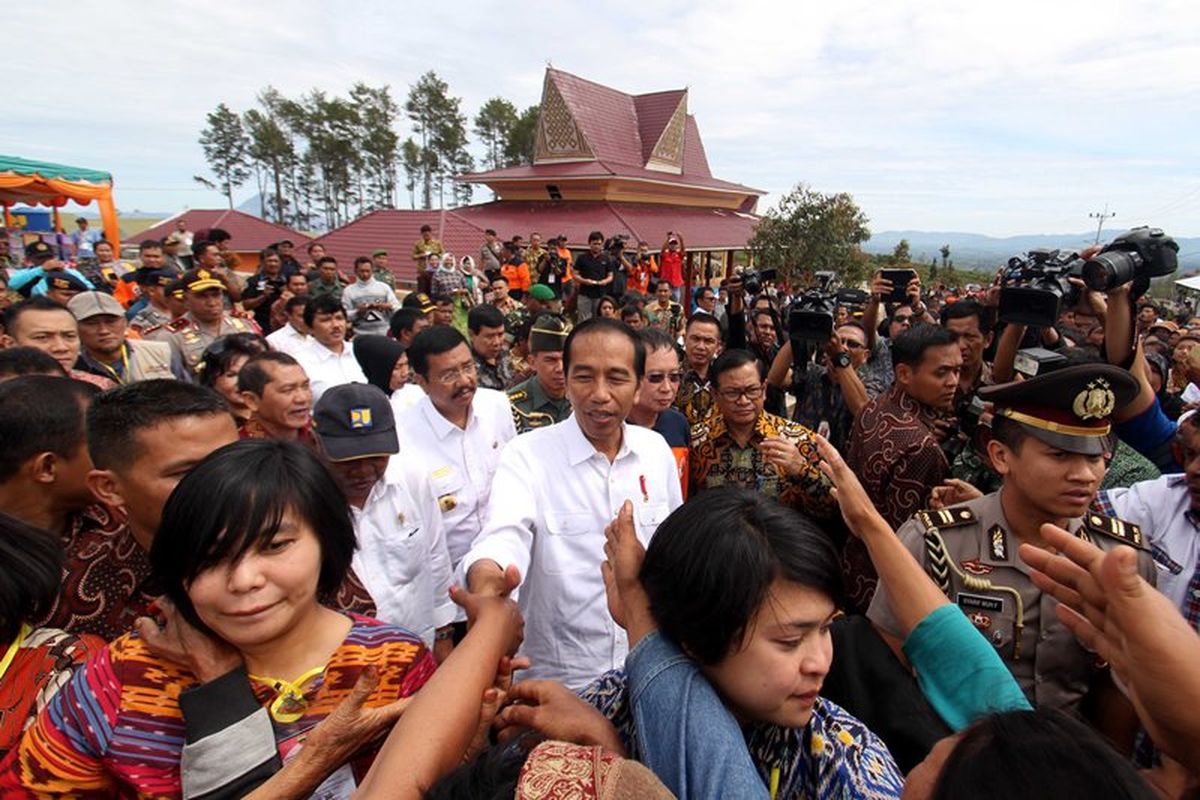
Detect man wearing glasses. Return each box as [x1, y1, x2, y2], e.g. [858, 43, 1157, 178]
[396, 325, 517, 574]
[688, 348, 835, 521]
[779, 320, 884, 453]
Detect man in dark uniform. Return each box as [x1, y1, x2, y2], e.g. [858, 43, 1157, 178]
[868, 363, 1156, 715]
[507, 315, 571, 434]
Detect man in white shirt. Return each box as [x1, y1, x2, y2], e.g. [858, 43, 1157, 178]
[395, 326, 517, 570]
[265, 294, 310, 356]
[342, 256, 399, 337]
[1097, 412, 1200, 622]
[295, 294, 367, 402]
[463, 318, 683, 689]
[314, 383, 456, 659]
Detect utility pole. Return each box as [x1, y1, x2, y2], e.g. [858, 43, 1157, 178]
[1090, 204, 1116, 244]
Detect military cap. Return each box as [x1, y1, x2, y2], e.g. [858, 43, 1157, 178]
[27, 240, 54, 259]
[371, 248, 388, 257]
[979, 363, 1138, 456]
[180, 268, 226, 294]
[402, 291, 436, 314]
[68, 291, 125, 321]
[528, 283, 556, 302]
[313, 383, 398, 461]
[529, 314, 568, 353]
[165, 278, 186, 300]
[42, 270, 88, 292]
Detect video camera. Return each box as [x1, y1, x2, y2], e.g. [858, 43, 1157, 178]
[1082, 226, 1178, 295]
[742, 267, 777, 296]
[604, 234, 628, 254]
[787, 271, 867, 343]
[998, 249, 1084, 327]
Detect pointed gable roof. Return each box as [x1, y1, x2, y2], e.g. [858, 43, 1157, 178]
[542, 69, 643, 166]
[634, 90, 687, 167]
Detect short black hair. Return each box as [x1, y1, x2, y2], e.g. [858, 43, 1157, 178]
[620, 304, 643, 323]
[306, 241, 324, 254]
[284, 293, 310, 313]
[0, 376, 98, 483]
[192, 240, 218, 258]
[485, 228, 497, 236]
[468, 304, 505, 334]
[637, 326, 676, 354]
[587, 230, 604, 243]
[420, 224, 433, 233]
[389, 307, 423, 339]
[198, 333, 269, 390]
[87, 380, 230, 472]
[890, 324, 958, 369]
[205, 228, 231, 243]
[303, 293, 346, 328]
[0, 346, 67, 380]
[931, 709, 1156, 800]
[562, 317, 645, 379]
[354, 255, 373, 269]
[641, 488, 843, 664]
[710, 348, 764, 386]
[0, 511, 65, 641]
[685, 312, 722, 336]
[278, 239, 294, 248]
[408, 325, 467, 378]
[138, 239, 163, 254]
[940, 298, 994, 334]
[3, 295, 72, 337]
[432, 293, 453, 306]
[988, 414, 1030, 454]
[237, 351, 301, 396]
[316, 255, 338, 267]
[151, 439, 356, 632]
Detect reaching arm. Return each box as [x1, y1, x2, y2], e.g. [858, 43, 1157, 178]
[990, 322, 1026, 384]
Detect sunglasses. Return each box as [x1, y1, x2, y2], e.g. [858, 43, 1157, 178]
[893, 315, 913, 324]
[645, 371, 683, 385]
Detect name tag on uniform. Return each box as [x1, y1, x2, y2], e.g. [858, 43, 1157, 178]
[956, 593, 1003, 614]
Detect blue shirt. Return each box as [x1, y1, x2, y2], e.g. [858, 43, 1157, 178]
[8, 266, 94, 297]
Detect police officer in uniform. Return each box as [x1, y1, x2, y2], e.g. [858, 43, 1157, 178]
[867, 363, 1156, 713]
[126, 268, 179, 334]
[147, 268, 260, 378]
[507, 315, 571, 434]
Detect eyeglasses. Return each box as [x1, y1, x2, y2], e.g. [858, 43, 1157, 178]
[893, 315, 913, 324]
[717, 384, 765, 402]
[434, 361, 477, 386]
[645, 371, 683, 385]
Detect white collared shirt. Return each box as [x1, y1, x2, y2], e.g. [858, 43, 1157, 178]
[389, 382, 426, 418]
[349, 462, 455, 647]
[461, 414, 683, 690]
[295, 339, 368, 402]
[266, 323, 310, 357]
[392, 388, 517, 567]
[1099, 474, 1200, 614]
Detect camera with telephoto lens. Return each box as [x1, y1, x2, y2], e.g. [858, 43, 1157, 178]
[742, 267, 777, 296]
[997, 249, 1084, 327]
[1082, 226, 1178, 296]
[787, 271, 863, 343]
[604, 235, 628, 254]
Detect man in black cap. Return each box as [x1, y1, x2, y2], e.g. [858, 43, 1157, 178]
[507, 315, 570, 433]
[40, 271, 90, 306]
[9, 241, 94, 299]
[146, 267, 260, 378]
[127, 266, 180, 335]
[868, 363, 1157, 716]
[313, 383, 455, 660]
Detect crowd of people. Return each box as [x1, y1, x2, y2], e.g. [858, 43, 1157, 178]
[0, 219, 1199, 799]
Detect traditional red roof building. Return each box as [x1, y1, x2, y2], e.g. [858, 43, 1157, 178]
[127, 209, 311, 271]
[314, 67, 763, 287]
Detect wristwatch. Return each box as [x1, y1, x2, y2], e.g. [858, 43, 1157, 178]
[832, 351, 852, 369]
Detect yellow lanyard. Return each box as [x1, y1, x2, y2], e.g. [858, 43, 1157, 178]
[96, 343, 131, 384]
[769, 765, 781, 799]
[247, 664, 327, 723]
[0, 624, 30, 683]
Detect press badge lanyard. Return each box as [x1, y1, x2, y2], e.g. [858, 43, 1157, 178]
[248, 664, 327, 723]
[96, 343, 131, 384]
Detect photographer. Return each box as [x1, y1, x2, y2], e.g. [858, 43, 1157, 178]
[863, 269, 934, 354]
[628, 241, 656, 296]
[499, 243, 531, 301]
[240, 247, 288, 333]
[535, 236, 569, 298]
[606, 235, 632, 299]
[659, 231, 686, 302]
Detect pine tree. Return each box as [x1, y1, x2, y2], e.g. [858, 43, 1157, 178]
[195, 103, 251, 209]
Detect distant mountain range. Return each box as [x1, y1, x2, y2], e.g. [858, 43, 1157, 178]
[865, 230, 1200, 272]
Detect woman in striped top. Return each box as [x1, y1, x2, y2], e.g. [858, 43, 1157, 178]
[2, 439, 435, 799]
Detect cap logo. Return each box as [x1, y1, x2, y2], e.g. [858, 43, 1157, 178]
[52, 278, 70, 289]
[1072, 379, 1116, 421]
[349, 407, 373, 429]
[197, 270, 211, 280]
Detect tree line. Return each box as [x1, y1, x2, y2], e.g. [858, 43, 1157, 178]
[195, 71, 539, 231]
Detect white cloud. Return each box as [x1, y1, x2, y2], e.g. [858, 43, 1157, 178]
[6, 0, 1199, 236]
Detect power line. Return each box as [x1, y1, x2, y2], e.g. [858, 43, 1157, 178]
[1089, 204, 1116, 244]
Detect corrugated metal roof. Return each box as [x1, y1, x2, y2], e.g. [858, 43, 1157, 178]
[633, 90, 686, 165]
[127, 209, 310, 250]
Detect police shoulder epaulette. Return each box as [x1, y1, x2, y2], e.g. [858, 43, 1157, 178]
[1082, 512, 1148, 550]
[165, 317, 191, 333]
[917, 506, 977, 531]
[138, 322, 162, 336]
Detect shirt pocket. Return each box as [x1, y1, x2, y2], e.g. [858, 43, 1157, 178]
[429, 466, 465, 513]
[635, 503, 671, 541]
[540, 509, 601, 576]
[383, 523, 423, 583]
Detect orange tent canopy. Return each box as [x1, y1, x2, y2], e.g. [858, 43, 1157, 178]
[0, 155, 120, 249]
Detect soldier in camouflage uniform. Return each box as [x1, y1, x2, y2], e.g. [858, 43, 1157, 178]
[507, 315, 571, 434]
[868, 364, 1156, 713]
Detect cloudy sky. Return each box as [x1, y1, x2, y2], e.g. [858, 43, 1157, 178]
[7, 0, 1199, 236]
